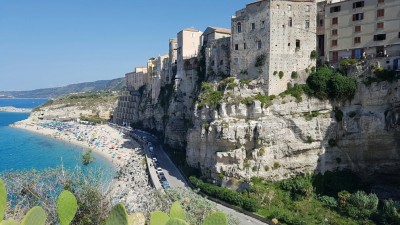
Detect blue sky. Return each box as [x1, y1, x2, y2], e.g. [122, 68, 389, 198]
[0, 0, 248, 91]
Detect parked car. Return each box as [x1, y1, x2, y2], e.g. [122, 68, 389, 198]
[162, 181, 170, 189]
[152, 157, 158, 163]
[156, 167, 163, 174]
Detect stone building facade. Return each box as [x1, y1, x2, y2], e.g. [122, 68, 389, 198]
[125, 67, 148, 91]
[167, 38, 178, 84]
[231, 0, 317, 95]
[176, 28, 203, 81]
[323, 0, 400, 70]
[202, 27, 231, 77]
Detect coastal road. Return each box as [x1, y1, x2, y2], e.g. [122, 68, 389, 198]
[132, 130, 268, 225]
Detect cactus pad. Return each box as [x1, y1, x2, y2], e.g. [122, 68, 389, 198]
[0, 218, 19, 225]
[127, 212, 146, 225]
[21, 206, 47, 225]
[57, 190, 78, 225]
[149, 211, 169, 225]
[169, 201, 185, 220]
[105, 203, 128, 225]
[165, 218, 189, 225]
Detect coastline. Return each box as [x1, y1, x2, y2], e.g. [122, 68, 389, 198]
[11, 119, 133, 168]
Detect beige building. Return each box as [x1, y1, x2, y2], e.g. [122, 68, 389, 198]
[231, 0, 317, 95]
[323, 0, 400, 70]
[176, 28, 203, 81]
[167, 38, 178, 84]
[125, 66, 148, 91]
[202, 27, 232, 77]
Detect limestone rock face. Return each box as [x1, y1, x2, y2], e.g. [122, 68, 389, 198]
[186, 80, 400, 181]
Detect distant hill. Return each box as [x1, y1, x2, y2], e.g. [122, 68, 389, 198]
[0, 78, 125, 99]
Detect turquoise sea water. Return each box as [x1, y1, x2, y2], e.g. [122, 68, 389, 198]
[0, 99, 115, 176]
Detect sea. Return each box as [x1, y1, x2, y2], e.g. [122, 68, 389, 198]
[0, 99, 115, 177]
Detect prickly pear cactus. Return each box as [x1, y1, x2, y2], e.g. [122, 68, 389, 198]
[127, 212, 146, 225]
[202, 212, 228, 225]
[0, 179, 6, 221]
[169, 201, 185, 221]
[20, 206, 47, 225]
[0, 218, 19, 225]
[165, 218, 189, 225]
[149, 211, 169, 225]
[57, 190, 78, 225]
[105, 203, 128, 225]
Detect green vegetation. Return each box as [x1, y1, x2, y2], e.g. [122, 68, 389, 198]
[189, 176, 260, 212]
[291, 71, 298, 79]
[305, 65, 357, 101]
[280, 83, 305, 103]
[255, 54, 266, 67]
[239, 69, 248, 75]
[310, 50, 318, 60]
[240, 94, 275, 108]
[278, 71, 284, 79]
[340, 58, 359, 75]
[272, 162, 280, 170]
[273, 71, 278, 76]
[363, 67, 399, 86]
[0, 174, 230, 225]
[81, 149, 94, 166]
[80, 115, 108, 124]
[197, 82, 223, 108]
[218, 77, 236, 90]
[239, 79, 251, 86]
[303, 111, 320, 121]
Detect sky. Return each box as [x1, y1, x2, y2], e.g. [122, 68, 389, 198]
[0, 0, 248, 91]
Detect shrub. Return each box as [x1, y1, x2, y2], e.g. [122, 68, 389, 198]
[340, 58, 359, 75]
[346, 191, 378, 220]
[252, 166, 258, 172]
[281, 83, 305, 103]
[219, 77, 236, 90]
[273, 162, 280, 170]
[379, 199, 400, 224]
[273, 71, 278, 76]
[255, 54, 266, 67]
[189, 176, 260, 212]
[241, 97, 254, 106]
[280, 175, 313, 200]
[254, 94, 273, 108]
[319, 195, 338, 208]
[264, 165, 269, 172]
[291, 71, 298, 79]
[338, 190, 351, 208]
[310, 50, 319, 60]
[278, 71, 284, 79]
[239, 79, 251, 86]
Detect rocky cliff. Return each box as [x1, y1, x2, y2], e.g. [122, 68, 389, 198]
[116, 66, 400, 184]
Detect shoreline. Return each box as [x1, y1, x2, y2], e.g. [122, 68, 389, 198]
[11, 119, 132, 168]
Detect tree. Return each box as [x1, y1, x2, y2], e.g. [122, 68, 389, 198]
[82, 149, 94, 166]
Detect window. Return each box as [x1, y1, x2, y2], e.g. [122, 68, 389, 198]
[235, 44, 239, 50]
[251, 23, 255, 30]
[332, 51, 338, 62]
[319, 19, 324, 26]
[331, 40, 337, 46]
[353, 13, 364, 21]
[306, 5, 310, 12]
[305, 20, 310, 29]
[257, 40, 262, 49]
[399, 32, 400, 38]
[374, 34, 386, 41]
[288, 5, 291, 11]
[378, 0, 384, 3]
[276, 4, 280, 9]
[237, 22, 242, 33]
[296, 39, 300, 48]
[332, 29, 338, 36]
[244, 43, 247, 50]
[377, 22, 384, 29]
[288, 17, 293, 27]
[354, 37, 361, 44]
[261, 21, 265, 29]
[332, 17, 338, 25]
[191, 33, 196, 38]
[330, 6, 341, 13]
[211, 60, 215, 66]
[353, 1, 364, 8]
[377, 9, 384, 17]
[220, 60, 224, 66]
[355, 25, 361, 32]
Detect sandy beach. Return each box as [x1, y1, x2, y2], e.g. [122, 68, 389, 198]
[11, 118, 158, 213]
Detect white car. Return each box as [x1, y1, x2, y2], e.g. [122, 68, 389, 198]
[156, 167, 163, 174]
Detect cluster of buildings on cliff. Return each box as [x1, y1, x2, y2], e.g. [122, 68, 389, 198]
[114, 0, 400, 126]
